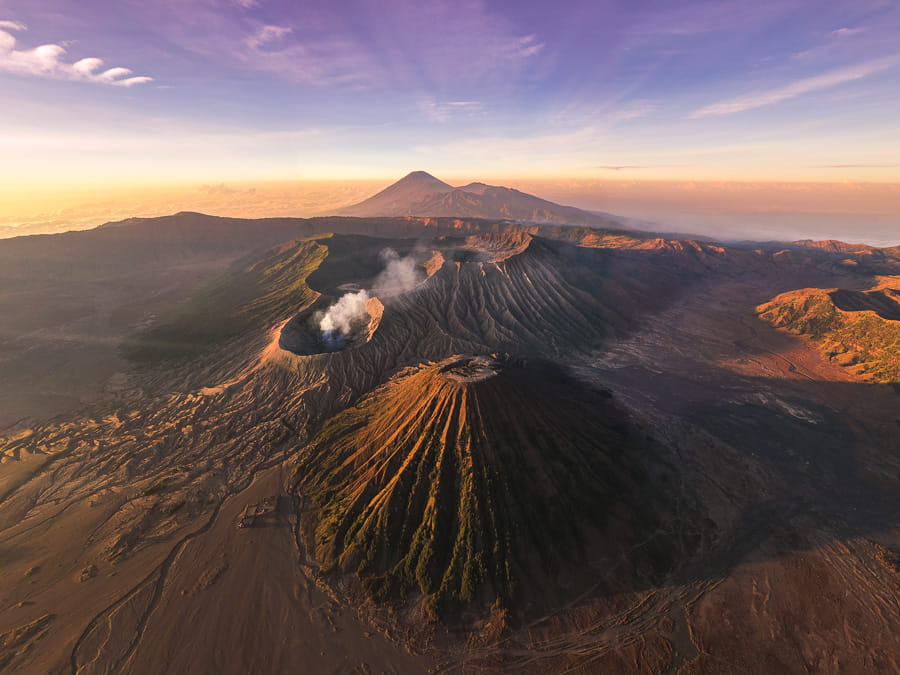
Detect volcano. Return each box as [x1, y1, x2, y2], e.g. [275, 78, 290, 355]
[294, 355, 685, 623]
[338, 171, 622, 228]
[337, 171, 454, 217]
[0, 209, 899, 673]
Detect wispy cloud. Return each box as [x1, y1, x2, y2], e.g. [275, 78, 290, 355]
[211, 1, 543, 91]
[630, 0, 794, 38]
[200, 182, 257, 195]
[515, 34, 544, 58]
[417, 97, 483, 122]
[690, 55, 900, 118]
[816, 164, 900, 168]
[607, 100, 658, 123]
[830, 27, 865, 38]
[547, 98, 658, 129]
[415, 126, 600, 162]
[245, 24, 292, 50]
[238, 35, 376, 87]
[0, 20, 153, 87]
[595, 165, 653, 171]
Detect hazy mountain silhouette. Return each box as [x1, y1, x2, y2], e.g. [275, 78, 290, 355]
[338, 171, 623, 227]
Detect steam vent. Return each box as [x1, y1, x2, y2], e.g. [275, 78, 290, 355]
[279, 295, 384, 355]
[293, 355, 688, 624]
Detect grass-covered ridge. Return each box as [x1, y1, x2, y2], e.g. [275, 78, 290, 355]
[757, 282, 900, 382]
[124, 237, 329, 363]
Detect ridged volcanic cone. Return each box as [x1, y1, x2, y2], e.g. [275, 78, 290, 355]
[293, 355, 675, 620]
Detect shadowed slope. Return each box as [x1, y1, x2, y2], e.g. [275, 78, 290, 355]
[123, 239, 328, 362]
[830, 288, 900, 320]
[293, 356, 681, 623]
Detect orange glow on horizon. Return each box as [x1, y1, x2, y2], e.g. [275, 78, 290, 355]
[1, 177, 898, 244]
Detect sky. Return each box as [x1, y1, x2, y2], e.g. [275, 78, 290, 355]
[0, 0, 899, 242]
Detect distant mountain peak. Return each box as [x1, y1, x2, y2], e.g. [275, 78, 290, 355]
[457, 181, 490, 195]
[390, 170, 452, 191]
[401, 169, 444, 181]
[338, 171, 623, 229]
[337, 170, 453, 217]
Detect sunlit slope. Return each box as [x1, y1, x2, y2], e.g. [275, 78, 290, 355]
[757, 282, 900, 382]
[336, 171, 453, 216]
[294, 356, 682, 620]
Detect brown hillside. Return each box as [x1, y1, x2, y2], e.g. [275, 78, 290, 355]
[293, 355, 688, 624]
[757, 281, 900, 382]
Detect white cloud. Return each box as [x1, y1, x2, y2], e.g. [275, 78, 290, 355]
[0, 21, 153, 87]
[73, 57, 104, 76]
[689, 55, 900, 118]
[831, 27, 865, 38]
[515, 34, 544, 58]
[246, 24, 292, 49]
[117, 76, 155, 87]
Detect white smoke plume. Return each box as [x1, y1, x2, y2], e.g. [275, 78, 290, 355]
[319, 289, 370, 348]
[318, 248, 423, 348]
[372, 248, 422, 297]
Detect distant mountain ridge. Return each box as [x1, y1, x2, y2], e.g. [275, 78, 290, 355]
[338, 170, 622, 228]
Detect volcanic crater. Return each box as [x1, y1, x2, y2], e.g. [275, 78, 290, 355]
[439, 355, 503, 382]
[278, 294, 384, 355]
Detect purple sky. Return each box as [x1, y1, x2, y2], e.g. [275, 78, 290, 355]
[1, 0, 899, 185]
